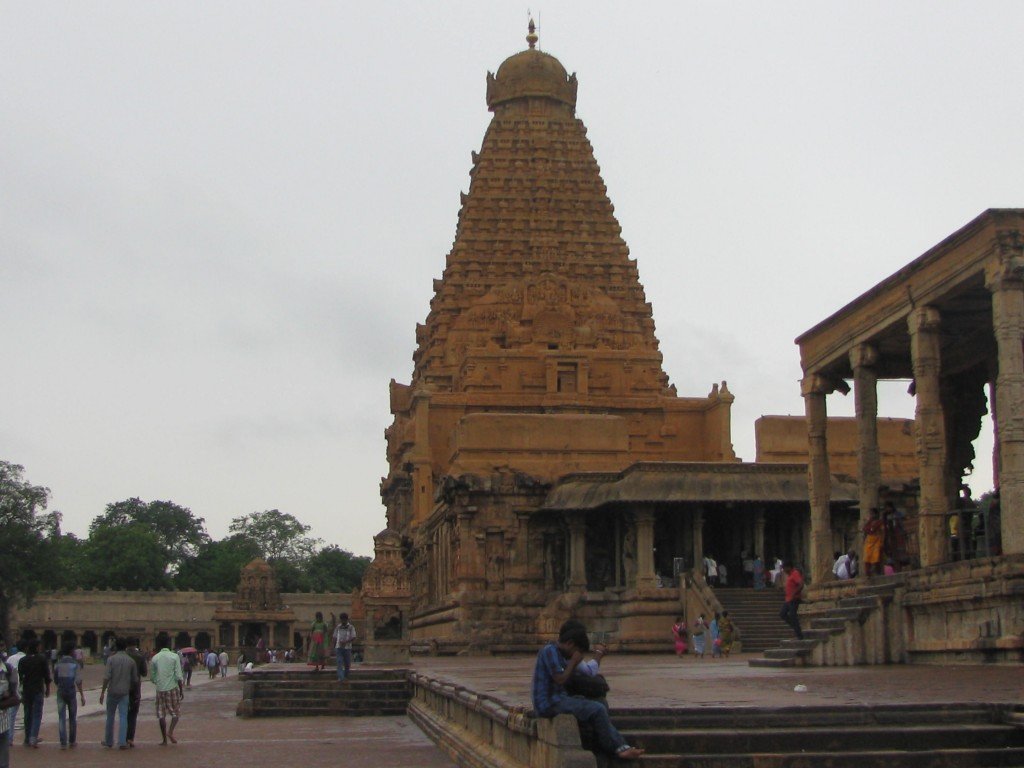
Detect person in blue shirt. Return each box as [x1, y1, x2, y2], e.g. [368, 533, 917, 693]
[531, 622, 643, 760]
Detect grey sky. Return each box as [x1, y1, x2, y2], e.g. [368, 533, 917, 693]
[3, 2, 1020, 556]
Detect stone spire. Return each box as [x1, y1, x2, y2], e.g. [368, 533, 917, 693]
[410, 41, 669, 395]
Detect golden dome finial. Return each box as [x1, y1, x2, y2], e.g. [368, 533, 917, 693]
[526, 17, 538, 49]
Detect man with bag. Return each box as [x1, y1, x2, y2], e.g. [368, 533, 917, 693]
[53, 642, 84, 749]
[531, 621, 642, 761]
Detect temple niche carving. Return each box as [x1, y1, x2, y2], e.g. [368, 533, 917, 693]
[232, 559, 282, 611]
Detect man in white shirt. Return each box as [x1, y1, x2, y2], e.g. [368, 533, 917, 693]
[332, 613, 357, 682]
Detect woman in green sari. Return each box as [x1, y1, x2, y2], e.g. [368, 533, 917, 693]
[307, 611, 329, 671]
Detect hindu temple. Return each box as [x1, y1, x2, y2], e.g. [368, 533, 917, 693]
[374, 26, 918, 654]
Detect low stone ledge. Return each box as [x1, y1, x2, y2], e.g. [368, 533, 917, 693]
[408, 670, 595, 768]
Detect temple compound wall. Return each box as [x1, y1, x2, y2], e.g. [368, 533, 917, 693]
[10, 561, 353, 656]
[372, 31, 930, 656]
[796, 209, 1024, 665]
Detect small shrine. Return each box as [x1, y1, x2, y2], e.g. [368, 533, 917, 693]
[212, 559, 298, 649]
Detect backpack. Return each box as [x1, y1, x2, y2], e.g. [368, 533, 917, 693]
[55, 658, 78, 700]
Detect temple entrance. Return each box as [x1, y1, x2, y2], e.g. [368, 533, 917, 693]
[195, 630, 212, 650]
[585, 512, 621, 590]
[702, 505, 748, 585]
[81, 630, 97, 654]
[175, 631, 191, 649]
[241, 622, 266, 647]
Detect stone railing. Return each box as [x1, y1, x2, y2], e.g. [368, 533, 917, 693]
[407, 670, 597, 768]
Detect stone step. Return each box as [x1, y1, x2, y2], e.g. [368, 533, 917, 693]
[762, 648, 808, 660]
[621, 724, 1024, 755]
[247, 704, 408, 717]
[609, 705, 1003, 730]
[634, 746, 1024, 768]
[747, 656, 798, 668]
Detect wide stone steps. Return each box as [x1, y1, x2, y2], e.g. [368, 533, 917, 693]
[713, 588, 788, 652]
[749, 590, 881, 667]
[237, 667, 412, 717]
[606, 705, 1024, 768]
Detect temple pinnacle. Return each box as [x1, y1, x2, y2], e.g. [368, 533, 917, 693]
[526, 18, 538, 49]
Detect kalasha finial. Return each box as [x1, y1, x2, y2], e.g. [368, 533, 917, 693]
[526, 18, 538, 49]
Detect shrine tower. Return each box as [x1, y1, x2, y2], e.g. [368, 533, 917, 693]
[378, 25, 737, 649]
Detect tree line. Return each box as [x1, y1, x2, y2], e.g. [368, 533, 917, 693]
[0, 460, 370, 641]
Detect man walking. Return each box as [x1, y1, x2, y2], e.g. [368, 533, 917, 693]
[218, 649, 228, 678]
[125, 638, 148, 748]
[4, 646, 24, 746]
[99, 637, 138, 749]
[149, 635, 184, 745]
[17, 639, 50, 748]
[53, 642, 84, 749]
[532, 622, 643, 760]
[332, 613, 356, 682]
[779, 561, 805, 640]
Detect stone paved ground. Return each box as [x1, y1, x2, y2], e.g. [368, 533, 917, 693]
[12, 652, 1021, 768]
[415, 652, 1024, 710]
[13, 667, 456, 768]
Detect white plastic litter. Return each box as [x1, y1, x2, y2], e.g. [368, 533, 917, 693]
[793, 684, 808, 693]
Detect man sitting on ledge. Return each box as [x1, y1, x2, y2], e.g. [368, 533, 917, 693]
[531, 622, 644, 761]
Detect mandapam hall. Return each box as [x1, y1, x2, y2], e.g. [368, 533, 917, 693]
[374, 27, 919, 654]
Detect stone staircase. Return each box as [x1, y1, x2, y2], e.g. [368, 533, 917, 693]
[749, 587, 890, 668]
[606, 703, 1024, 767]
[236, 667, 412, 717]
[713, 587, 788, 653]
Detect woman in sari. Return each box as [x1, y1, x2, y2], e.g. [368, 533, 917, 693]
[307, 611, 329, 671]
[692, 614, 708, 658]
[719, 611, 736, 656]
[671, 617, 688, 657]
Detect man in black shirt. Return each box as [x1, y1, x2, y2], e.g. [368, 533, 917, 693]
[17, 639, 51, 747]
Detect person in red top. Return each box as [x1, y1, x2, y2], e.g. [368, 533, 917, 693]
[779, 561, 804, 640]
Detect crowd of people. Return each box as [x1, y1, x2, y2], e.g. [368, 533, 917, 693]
[0, 633, 188, 758]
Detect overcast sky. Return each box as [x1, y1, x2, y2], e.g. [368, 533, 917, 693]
[3, 2, 1021, 557]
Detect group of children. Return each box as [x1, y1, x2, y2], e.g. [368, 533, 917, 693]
[671, 612, 736, 658]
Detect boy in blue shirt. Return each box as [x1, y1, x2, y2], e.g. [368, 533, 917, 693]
[531, 622, 643, 760]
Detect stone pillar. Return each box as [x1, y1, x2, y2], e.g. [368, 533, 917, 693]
[754, 508, 766, 565]
[232, 623, 240, 648]
[909, 306, 949, 566]
[567, 512, 587, 591]
[988, 248, 1024, 554]
[634, 507, 657, 590]
[802, 375, 834, 583]
[691, 508, 704, 581]
[851, 344, 882, 555]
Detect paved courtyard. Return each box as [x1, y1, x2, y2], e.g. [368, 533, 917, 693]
[10, 652, 1021, 767]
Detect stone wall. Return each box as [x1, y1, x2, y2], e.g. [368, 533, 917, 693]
[408, 669, 596, 768]
[10, 589, 354, 653]
[806, 555, 1024, 665]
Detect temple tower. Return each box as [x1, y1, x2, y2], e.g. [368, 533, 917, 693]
[378, 26, 736, 650]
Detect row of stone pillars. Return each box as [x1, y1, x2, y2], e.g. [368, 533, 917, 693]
[562, 507, 772, 589]
[802, 264, 1024, 583]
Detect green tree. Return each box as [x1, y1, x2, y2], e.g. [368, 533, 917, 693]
[40, 513, 87, 592]
[0, 461, 53, 641]
[82, 523, 171, 590]
[306, 546, 370, 592]
[228, 509, 321, 562]
[91, 498, 209, 574]
[175, 534, 262, 592]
